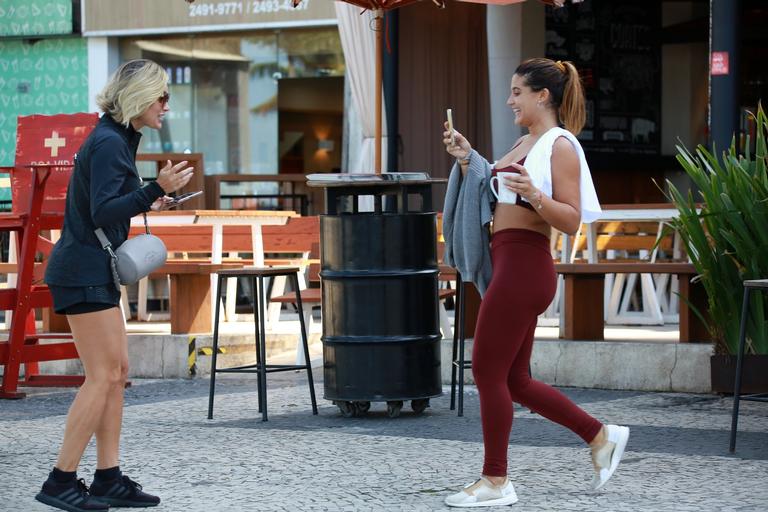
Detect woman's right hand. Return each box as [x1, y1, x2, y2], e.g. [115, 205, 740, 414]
[443, 121, 473, 160]
[155, 160, 194, 194]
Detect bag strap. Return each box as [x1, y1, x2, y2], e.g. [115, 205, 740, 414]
[94, 207, 152, 288]
[94, 227, 115, 255]
[94, 227, 121, 291]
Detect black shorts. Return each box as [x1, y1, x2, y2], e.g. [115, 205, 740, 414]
[48, 284, 121, 315]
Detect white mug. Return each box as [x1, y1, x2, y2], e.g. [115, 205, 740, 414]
[490, 172, 518, 204]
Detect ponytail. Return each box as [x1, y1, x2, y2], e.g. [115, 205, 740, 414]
[559, 61, 585, 135]
[515, 58, 586, 135]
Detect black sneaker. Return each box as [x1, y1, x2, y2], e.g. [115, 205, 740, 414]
[89, 474, 160, 508]
[35, 476, 110, 511]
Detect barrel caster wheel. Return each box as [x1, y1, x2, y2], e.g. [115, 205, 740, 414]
[353, 401, 371, 416]
[335, 401, 356, 418]
[411, 398, 429, 414]
[386, 400, 403, 418]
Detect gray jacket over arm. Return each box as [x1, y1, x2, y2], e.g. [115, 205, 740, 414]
[442, 150, 494, 296]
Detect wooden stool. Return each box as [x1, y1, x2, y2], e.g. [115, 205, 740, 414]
[207, 266, 318, 421]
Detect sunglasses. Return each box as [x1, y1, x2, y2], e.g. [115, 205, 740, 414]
[158, 91, 170, 106]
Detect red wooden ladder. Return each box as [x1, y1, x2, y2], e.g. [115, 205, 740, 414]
[0, 165, 80, 398]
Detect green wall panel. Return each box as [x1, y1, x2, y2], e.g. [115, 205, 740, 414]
[0, 1, 73, 37]
[0, 38, 88, 166]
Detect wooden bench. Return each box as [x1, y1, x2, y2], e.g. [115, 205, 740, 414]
[193, 217, 320, 322]
[261, 217, 319, 322]
[129, 224, 227, 322]
[559, 221, 674, 254]
[148, 262, 243, 334]
[551, 221, 683, 327]
[127, 224, 252, 329]
[131, 218, 321, 325]
[555, 262, 709, 342]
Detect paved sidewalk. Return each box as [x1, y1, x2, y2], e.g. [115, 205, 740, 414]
[1, 369, 766, 511]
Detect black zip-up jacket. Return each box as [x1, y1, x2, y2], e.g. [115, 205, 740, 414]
[44, 115, 165, 287]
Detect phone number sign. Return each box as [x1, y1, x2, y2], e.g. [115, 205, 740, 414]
[189, 0, 308, 18]
[83, 0, 336, 36]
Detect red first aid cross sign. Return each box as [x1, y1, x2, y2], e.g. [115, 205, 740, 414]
[15, 113, 98, 166]
[12, 113, 99, 215]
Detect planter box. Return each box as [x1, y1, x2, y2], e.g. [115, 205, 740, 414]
[710, 354, 768, 394]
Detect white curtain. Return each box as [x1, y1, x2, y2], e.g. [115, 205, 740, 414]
[335, 2, 388, 175]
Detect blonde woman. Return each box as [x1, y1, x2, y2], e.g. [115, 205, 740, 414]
[38, 59, 193, 511]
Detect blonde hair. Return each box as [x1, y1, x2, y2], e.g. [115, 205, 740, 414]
[96, 59, 168, 127]
[514, 58, 586, 135]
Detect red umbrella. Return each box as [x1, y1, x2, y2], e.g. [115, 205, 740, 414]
[289, 0, 564, 173]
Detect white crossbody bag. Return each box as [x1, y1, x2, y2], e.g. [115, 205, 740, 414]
[95, 212, 167, 289]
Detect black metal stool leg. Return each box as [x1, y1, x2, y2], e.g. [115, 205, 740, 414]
[257, 275, 269, 421]
[450, 280, 461, 411]
[251, 276, 264, 415]
[292, 273, 318, 415]
[730, 286, 751, 452]
[457, 281, 467, 417]
[207, 275, 225, 419]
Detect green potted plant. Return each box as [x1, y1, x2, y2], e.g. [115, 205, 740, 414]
[665, 104, 768, 393]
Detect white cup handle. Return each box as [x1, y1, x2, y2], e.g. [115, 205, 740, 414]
[489, 176, 500, 201]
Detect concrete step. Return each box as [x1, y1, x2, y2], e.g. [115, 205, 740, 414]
[5, 311, 713, 392]
[440, 337, 713, 393]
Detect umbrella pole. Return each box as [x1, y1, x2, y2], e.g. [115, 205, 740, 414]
[374, 8, 383, 174]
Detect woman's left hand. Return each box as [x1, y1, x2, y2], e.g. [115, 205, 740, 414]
[150, 195, 175, 211]
[502, 162, 539, 203]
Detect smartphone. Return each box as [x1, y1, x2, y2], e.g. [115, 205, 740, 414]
[167, 190, 202, 207]
[446, 108, 455, 146]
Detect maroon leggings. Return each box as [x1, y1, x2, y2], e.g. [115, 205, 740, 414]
[472, 228, 603, 476]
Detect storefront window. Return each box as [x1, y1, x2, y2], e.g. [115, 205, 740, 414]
[120, 28, 344, 178]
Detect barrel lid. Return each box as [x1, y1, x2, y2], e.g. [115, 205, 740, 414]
[306, 172, 446, 187]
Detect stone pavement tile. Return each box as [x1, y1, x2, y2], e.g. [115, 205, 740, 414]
[1, 372, 766, 511]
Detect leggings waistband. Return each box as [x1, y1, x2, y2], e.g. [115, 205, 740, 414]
[491, 228, 550, 249]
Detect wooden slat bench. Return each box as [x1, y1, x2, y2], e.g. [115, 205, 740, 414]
[148, 262, 243, 334]
[261, 217, 319, 323]
[555, 262, 709, 342]
[554, 220, 681, 326]
[132, 218, 321, 325]
[129, 225, 222, 322]
[127, 224, 251, 325]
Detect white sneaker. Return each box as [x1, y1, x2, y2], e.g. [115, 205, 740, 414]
[444, 477, 518, 508]
[590, 424, 630, 490]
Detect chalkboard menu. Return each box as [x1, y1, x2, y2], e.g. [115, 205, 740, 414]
[546, 0, 661, 155]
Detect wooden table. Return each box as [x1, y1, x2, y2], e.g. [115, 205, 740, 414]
[157, 262, 242, 334]
[563, 204, 684, 264]
[555, 204, 688, 335]
[136, 210, 297, 266]
[556, 262, 708, 342]
[133, 210, 297, 330]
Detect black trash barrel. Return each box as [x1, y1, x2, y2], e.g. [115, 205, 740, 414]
[307, 173, 446, 417]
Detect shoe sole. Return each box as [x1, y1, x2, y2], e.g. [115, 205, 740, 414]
[35, 492, 109, 512]
[594, 426, 630, 490]
[445, 494, 519, 508]
[95, 496, 160, 507]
